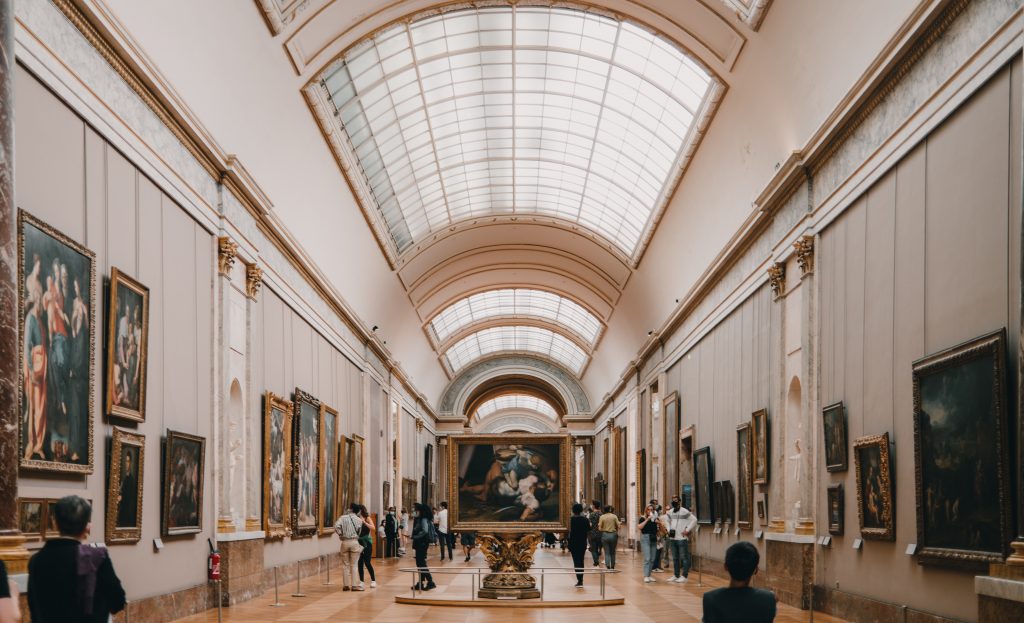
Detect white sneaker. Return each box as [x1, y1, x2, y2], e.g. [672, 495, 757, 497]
[680, 576, 688, 584]
[371, 581, 377, 588]
[644, 577, 656, 583]
[358, 582, 365, 590]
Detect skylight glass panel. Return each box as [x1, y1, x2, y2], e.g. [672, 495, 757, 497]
[474, 394, 559, 420]
[429, 288, 601, 346]
[443, 326, 588, 374]
[319, 4, 715, 260]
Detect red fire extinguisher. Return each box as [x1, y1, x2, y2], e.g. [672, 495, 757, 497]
[208, 548, 221, 581]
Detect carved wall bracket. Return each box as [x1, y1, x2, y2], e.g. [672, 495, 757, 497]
[245, 263, 263, 299]
[217, 236, 238, 276]
[768, 263, 786, 299]
[794, 235, 815, 277]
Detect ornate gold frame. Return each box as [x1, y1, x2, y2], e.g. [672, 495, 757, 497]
[337, 435, 351, 517]
[635, 448, 646, 518]
[693, 445, 714, 524]
[106, 427, 144, 544]
[262, 391, 293, 539]
[162, 429, 206, 536]
[448, 434, 572, 533]
[291, 388, 321, 538]
[319, 402, 339, 535]
[751, 408, 769, 485]
[736, 422, 753, 529]
[17, 498, 45, 541]
[853, 432, 894, 541]
[912, 329, 1010, 569]
[350, 434, 365, 508]
[18, 209, 96, 474]
[105, 267, 150, 422]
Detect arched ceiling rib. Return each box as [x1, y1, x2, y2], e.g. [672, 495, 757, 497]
[443, 325, 588, 375]
[473, 393, 559, 420]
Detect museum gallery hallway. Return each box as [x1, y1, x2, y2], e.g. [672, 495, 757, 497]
[171, 548, 847, 623]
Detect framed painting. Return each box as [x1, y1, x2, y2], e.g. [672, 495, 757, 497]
[912, 329, 1011, 569]
[822, 402, 848, 472]
[635, 449, 646, 519]
[751, 409, 769, 485]
[106, 427, 144, 544]
[756, 493, 767, 520]
[853, 433, 894, 541]
[712, 481, 724, 525]
[827, 484, 844, 535]
[319, 403, 339, 535]
[449, 434, 572, 532]
[383, 481, 391, 509]
[292, 388, 320, 537]
[350, 434, 365, 507]
[694, 446, 714, 524]
[724, 481, 735, 524]
[45, 499, 59, 539]
[18, 498, 44, 541]
[402, 477, 417, 512]
[337, 435, 352, 517]
[105, 267, 149, 422]
[736, 423, 753, 529]
[162, 430, 205, 536]
[18, 210, 96, 474]
[262, 391, 292, 539]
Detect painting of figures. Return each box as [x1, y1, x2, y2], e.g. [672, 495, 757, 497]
[19, 210, 96, 473]
[18, 499, 44, 540]
[751, 409, 768, 485]
[162, 430, 205, 536]
[263, 392, 292, 538]
[450, 434, 570, 531]
[736, 423, 753, 528]
[827, 484, 844, 535]
[292, 388, 320, 537]
[106, 268, 149, 422]
[320, 404, 339, 534]
[913, 330, 1010, 568]
[854, 433, 894, 540]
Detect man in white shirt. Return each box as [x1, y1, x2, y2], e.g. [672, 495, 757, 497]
[664, 497, 698, 583]
[437, 501, 453, 561]
[334, 503, 365, 591]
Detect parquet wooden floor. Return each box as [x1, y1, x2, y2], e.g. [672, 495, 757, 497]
[172, 546, 849, 623]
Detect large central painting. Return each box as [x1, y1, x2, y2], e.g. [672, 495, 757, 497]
[449, 434, 571, 532]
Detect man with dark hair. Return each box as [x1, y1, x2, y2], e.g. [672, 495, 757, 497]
[587, 500, 603, 566]
[702, 541, 776, 622]
[28, 495, 126, 623]
[437, 501, 453, 561]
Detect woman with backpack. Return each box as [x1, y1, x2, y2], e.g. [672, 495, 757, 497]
[411, 503, 437, 591]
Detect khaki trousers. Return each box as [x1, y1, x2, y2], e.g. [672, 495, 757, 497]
[339, 537, 363, 587]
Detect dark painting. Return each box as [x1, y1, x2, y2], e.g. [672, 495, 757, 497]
[106, 427, 144, 544]
[694, 446, 714, 524]
[292, 389, 320, 537]
[854, 433, 893, 540]
[736, 423, 752, 528]
[116, 445, 141, 529]
[823, 402, 847, 472]
[913, 330, 1010, 567]
[456, 441, 561, 524]
[163, 430, 205, 535]
[827, 484, 843, 535]
[19, 211, 95, 473]
[320, 406, 338, 533]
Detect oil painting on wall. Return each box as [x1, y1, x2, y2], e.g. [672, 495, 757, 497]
[292, 388, 320, 537]
[736, 423, 753, 529]
[823, 402, 847, 472]
[162, 430, 205, 536]
[19, 210, 96, 473]
[751, 409, 768, 485]
[320, 404, 339, 534]
[263, 391, 292, 538]
[694, 446, 714, 524]
[106, 267, 149, 422]
[106, 427, 144, 544]
[450, 434, 570, 531]
[912, 330, 1010, 568]
[827, 483, 844, 535]
[18, 498, 44, 540]
[854, 433, 894, 540]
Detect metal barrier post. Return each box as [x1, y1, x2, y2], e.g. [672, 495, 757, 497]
[216, 579, 223, 623]
[601, 570, 606, 600]
[271, 566, 285, 607]
[124, 601, 130, 623]
[323, 553, 333, 586]
[540, 570, 544, 601]
[292, 561, 306, 597]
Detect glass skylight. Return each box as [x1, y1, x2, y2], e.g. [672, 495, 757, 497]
[443, 325, 588, 374]
[474, 394, 559, 420]
[429, 288, 601, 346]
[319, 4, 716, 259]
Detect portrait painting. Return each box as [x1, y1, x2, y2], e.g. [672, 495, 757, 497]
[854, 433, 894, 540]
[106, 427, 144, 544]
[751, 409, 769, 485]
[19, 210, 96, 474]
[292, 388, 320, 537]
[827, 484, 844, 535]
[912, 329, 1010, 568]
[736, 423, 753, 529]
[262, 391, 292, 539]
[319, 403, 339, 534]
[450, 434, 571, 532]
[822, 402, 848, 472]
[105, 268, 149, 422]
[162, 430, 205, 536]
[694, 446, 714, 524]
[18, 498, 44, 540]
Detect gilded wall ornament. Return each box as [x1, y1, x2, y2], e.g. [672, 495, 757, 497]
[767, 263, 786, 299]
[217, 236, 238, 276]
[245, 263, 263, 299]
[794, 235, 815, 276]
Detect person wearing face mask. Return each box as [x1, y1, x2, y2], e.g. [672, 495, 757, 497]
[638, 503, 661, 583]
[384, 506, 398, 558]
[665, 496, 698, 583]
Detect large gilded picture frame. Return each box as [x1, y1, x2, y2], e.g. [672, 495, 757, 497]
[693, 446, 714, 524]
[736, 422, 753, 529]
[106, 427, 144, 545]
[319, 403, 340, 534]
[262, 391, 293, 539]
[19, 209, 96, 474]
[292, 388, 320, 537]
[854, 432, 894, 541]
[350, 434, 365, 508]
[449, 434, 572, 533]
[912, 329, 1011, 569]
[751, 409, 769, 485]
[105, 267, 149, 422]
[162, 430, 206, 536]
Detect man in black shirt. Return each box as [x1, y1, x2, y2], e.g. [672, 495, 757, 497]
[28, 495, 126, 623]
[702, 541, 776, 623]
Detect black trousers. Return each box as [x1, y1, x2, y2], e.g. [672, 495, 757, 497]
[570, 546, 586, 585]
[358, 543, 375, 582]
[438, 532, 453, 559]
[385, 534, 398, 557]
[414, 544, 433, 585]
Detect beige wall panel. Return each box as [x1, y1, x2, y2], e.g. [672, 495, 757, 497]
[161, 198, 198, 430]
[318, 337, 334, 407]
[844, 199, 867, 440]
[924, 70, 1011, 354]
[13, 66, 85, 237]
[862, 172, 896, 432]
[194, 227, 213, 432]
[1009, 57, 1022, 370]
[261, 290, 286, 396]
[290, 314, 313, 394]
[85, 130, 105, 252]
[105, 149, 136, 275]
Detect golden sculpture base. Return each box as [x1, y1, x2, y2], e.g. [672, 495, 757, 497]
[477, 587, 541, 600]
[476, 532, 544, 600]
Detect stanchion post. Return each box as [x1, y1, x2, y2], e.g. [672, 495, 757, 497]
[216, 579, 223, 623]
[601, 570, 605, 600]
[323, 553, 333, 586]
[271, 565, 285, 607]
[292, 560, 306, 597]
[124, 601, 130, 623]
[540, 570, 544, 601]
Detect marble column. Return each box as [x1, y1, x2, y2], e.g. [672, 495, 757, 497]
[0, 0, 29, 574]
